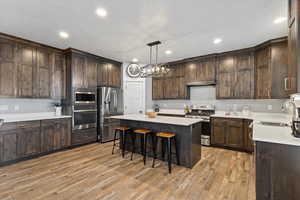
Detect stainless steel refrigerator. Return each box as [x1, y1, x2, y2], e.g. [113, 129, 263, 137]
[97, 87, 123, 143]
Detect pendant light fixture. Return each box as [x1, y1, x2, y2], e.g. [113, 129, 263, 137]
[140, 41, 171, 78]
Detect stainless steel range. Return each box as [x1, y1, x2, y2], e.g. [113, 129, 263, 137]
[185, 105, 215, 146]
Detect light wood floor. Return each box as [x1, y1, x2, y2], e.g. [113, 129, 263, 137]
[0, 142, 255, 200]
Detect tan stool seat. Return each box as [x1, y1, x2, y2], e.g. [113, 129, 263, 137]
[134, 129, 152, 134]
[157, 132, 176, 138]
[115, 126, 130, 131]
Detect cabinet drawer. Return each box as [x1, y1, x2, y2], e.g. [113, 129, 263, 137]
[72, 128, 97, 145]
[0, 122, 17, 132]
[17, 121, 40, 129]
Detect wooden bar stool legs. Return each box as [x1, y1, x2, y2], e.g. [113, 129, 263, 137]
[152, 132, 180, 174]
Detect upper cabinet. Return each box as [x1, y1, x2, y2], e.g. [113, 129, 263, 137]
[0, 38, 18, 97]
[216, 50, 254, 99]
[67, 49, 121, 89]
[255, 39, 289, 99]
[288, 0, 299, 95]
[185, 56, 216, 84]
[0, 34, 66, 99]
[97, 62, 121, 88]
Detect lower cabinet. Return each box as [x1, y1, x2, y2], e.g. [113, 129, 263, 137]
[211, 117, 253, 152]
[17, 121, 41, 157]
[0, 118, 71, 164]
[71, 128, 97, 146]
[41, 119, 71, 153]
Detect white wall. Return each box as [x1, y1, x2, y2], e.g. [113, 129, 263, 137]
[122, 63, 147, 114]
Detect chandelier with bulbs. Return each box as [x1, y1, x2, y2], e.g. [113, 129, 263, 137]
[140, 41, 171, 78]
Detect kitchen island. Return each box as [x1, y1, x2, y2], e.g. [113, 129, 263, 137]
[110, 114, 203, 168]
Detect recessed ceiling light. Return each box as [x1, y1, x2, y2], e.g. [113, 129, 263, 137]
[213, 38, 222, 44]
[274, 17, 287, 24]
[59, 31, 69, 39]
[132, 58, 139, 63]
[165, 50, 173, 55]
[96, 8, 107, 17]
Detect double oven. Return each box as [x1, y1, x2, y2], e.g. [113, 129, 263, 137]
[73, 89, 97, 131]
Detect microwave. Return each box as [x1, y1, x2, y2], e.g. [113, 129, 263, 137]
[75, 91, 96, 104]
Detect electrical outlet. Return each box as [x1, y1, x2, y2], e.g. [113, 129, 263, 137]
[14, 105, 19, 111]
[267, 105, 273, 110]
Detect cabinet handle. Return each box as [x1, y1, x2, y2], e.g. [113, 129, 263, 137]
[284, 77, 289, 91]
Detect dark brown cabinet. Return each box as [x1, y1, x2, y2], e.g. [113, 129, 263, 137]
[97, 62, 121, 87]
[36, 48, 52, 98]
[0, 34, 66, 99]
[256, 141, 300, 200]
[152, 77, 165, 100]
[17, 43, 36, 98]
[211, 117, 253, 152]
[16, 121, 41, 157]
[0, 38, 18, 97]
[72, 53, 86, 88]
[255, 39, 289, 99]
[287, 0, 299, 95]
[216, 51, 254, 99]
[51, 53, 66, 99]
[0, 123, 17, 162]
[41, 119, 71, 153]
[185, 56, 216, 84]
[0, 118, 71, 164]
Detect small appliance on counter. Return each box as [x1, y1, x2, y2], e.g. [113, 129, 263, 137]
[290, 94, 300, 138]
[154, 104, 160, 112]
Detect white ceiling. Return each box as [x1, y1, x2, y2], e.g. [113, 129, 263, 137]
[0, 0, 288, 63]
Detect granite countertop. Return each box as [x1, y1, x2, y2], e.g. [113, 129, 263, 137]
[157, 109, 185, 116]
[0, 112, 72, 123]
[110, 114, 203, 126]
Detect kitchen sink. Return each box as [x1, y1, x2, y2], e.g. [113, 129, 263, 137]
[259, 121, 290, 127]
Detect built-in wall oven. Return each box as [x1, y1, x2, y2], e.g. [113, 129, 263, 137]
[73, 89, 97, 131]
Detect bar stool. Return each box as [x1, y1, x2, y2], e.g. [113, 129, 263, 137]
[131, 129, 155, 165]
[152, 132, 180, 173]
[112, 126, 130, 157]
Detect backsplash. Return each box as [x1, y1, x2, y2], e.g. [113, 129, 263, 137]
[0, 99, 60, 114]
[151, 86, 288, 113]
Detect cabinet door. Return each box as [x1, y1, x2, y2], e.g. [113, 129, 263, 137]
[52, 53, 66, 99]
[211, 118, 226, 146]
[201, 57, 216, 82]
[226, 119, 244, 149]
[17, 44, 36, 97]
[0, 38, 17, 97]
[0, 130, 17, 162]
[37, 48, 51, 98]
[288, 20, 298, 95]
[234, 52, 254, 99]
[41, 120, 55, 153]
[85, 58, 98, 88]
[185, 61, 197, 83]
[270, 42, 289, 99]
[16, 121, 41, 157]
[97, 62, 108, 86]
[255, 47, 271, 99]
[164, 77, 178, 99]
[152, 78, 164, 99]
[112, 63, 121, 87]
[60, 119, 71, 148]
[216, 55, 235, 99]
[72, 54, 85, 88]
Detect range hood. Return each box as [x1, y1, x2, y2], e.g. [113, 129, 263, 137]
[186, 80, 216, 87]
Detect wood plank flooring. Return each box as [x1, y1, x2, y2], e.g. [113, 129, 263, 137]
[0, 142, 255, 200]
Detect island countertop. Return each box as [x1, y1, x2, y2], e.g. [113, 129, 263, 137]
[110, 114, 203, 126]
